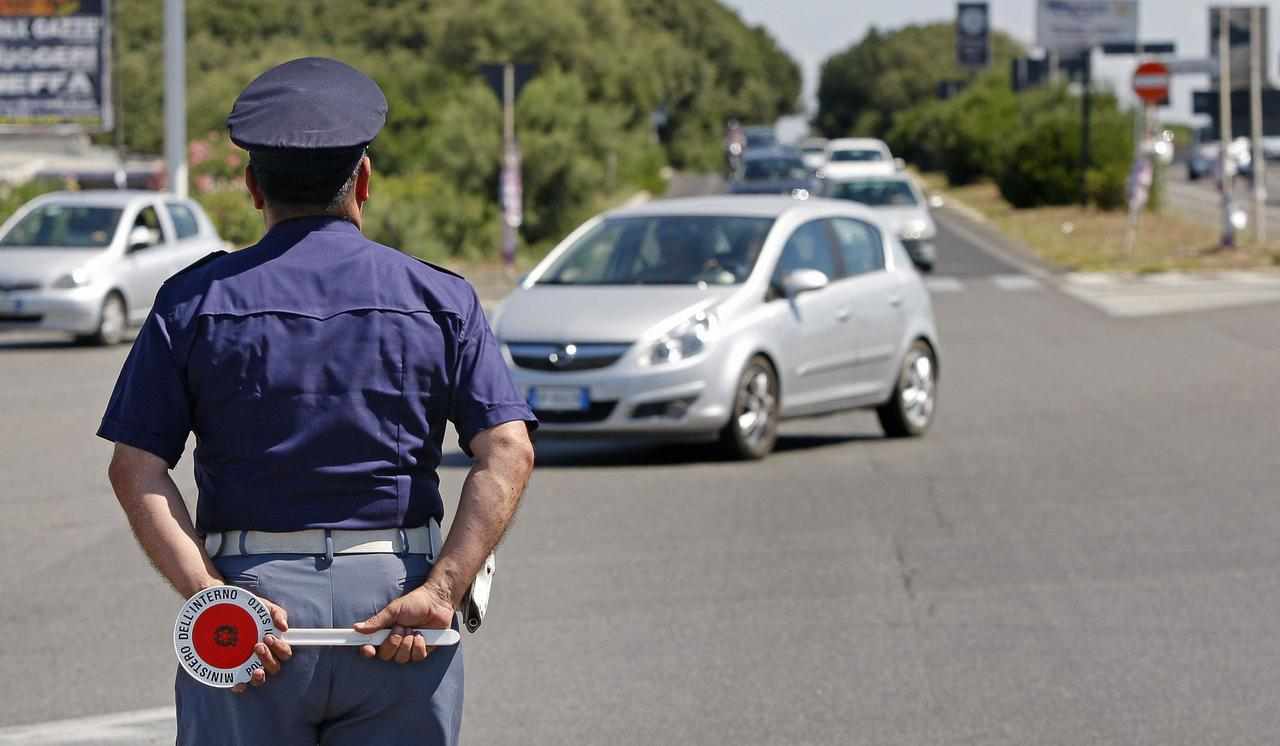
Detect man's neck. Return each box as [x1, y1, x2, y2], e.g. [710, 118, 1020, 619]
[264, 204, 362, 232]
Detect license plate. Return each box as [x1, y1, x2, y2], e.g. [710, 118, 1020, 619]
[528, 386, 589, 412]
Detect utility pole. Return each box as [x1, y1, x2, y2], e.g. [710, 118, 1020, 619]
[164, 0, 187, 198]
[1219, 10, 1235, 249]
[1080, 49, 1092, 206]
[1250, 5, 1266, 243]
[499, 62, 521, 270]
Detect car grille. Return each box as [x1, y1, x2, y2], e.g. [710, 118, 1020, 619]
[507, 342, 631, 372]
[0, 314, 43, 323]
[533, 401, 617, 424]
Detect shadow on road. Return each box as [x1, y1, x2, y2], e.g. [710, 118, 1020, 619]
[441, 429, 885, 469]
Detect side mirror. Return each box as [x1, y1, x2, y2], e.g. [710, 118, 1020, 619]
[779, 269, 829, 299]
[128, 226, 159, 251]
[894, 157, 907, 172]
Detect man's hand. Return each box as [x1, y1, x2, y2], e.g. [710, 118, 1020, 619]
[353, 583, 455, 663]
[231, 595, 292, 694]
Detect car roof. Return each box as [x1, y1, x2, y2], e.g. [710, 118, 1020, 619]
[606, 195, 879, 222]
[827, 138, 888, 150]
[28, 190, 186, 208]
[742, 146, 802, 160]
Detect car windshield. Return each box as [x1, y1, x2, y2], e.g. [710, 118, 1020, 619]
[743, 158, 807, 182]
[0, 204, 122, 248]
[744, 130, 777, 148]
[538, 215, 775, 286]
[830, 149, 884, 163]
[826, 179, 918, 207]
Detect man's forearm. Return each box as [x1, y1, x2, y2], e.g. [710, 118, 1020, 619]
[427, 425, 533, 607]
[109, 446, 220, 598]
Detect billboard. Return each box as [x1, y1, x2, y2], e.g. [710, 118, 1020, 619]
[0, 0, 111, 130]
[1210, 6, 1269, 91]
[956, 2, 990, 69]
[1036, 0, 1138, 55]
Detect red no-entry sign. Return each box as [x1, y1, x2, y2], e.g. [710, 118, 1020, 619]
[1132, 61, 1170, 105]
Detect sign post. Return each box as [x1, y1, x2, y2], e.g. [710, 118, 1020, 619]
[1218, 9, 1236, 249]
[956, 3, 990, 70]
[479, 62, 536, 270]
[164, 0, 185, 198]
[1126, 62, 1168, 253]
[1250, 5, 1267, 243]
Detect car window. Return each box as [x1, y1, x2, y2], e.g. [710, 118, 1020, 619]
[131, 205, 167, 248]
[825, 179, 918, 207]
[829, 149, 884, 163]
[539, 216, 773, 286]
[743, 157, 808, 182]
[166, 202, 200, 239]
[829, 218, 885, 278]
[0, 205, 121, 248]
[772, 220, 838, 284]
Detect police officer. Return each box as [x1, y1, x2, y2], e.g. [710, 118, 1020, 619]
[99, 57, 536, 745]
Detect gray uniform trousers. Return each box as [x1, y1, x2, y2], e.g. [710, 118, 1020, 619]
[176, 552, 463, 746]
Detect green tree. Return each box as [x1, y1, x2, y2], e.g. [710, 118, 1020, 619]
[814, 22, 1023, 140]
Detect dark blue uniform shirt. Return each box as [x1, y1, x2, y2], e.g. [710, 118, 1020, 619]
[98, 216, 535, 532]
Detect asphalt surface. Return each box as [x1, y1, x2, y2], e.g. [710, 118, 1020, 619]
[3, 208, 1280, 744]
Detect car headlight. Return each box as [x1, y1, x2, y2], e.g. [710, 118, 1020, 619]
[643, 310, 717, 366]
[51, 267, 92, 289]
[899, 218, 933, 241]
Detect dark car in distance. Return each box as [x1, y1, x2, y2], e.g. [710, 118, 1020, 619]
[728, 148, 815, 197]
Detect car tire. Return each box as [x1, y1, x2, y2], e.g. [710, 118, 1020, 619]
[719, 355, 780, 460]
[79, 292, 127, 346]
[876, 340, 937, 438]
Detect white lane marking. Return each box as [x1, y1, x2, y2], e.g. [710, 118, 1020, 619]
[991, 274, 1041, 291]
[0, 706, 175, 745]
[925, 276, 964, 293]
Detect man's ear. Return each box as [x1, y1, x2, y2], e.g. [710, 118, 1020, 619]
[355, 155, 371, 206]
[244, 165, 266, 210]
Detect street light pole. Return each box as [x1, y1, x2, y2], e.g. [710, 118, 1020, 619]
[164, 0, 187, 198]
[1250, 5, 1266, 243]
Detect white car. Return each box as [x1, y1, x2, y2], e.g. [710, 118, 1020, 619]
[493, 196, 940, 459]
[820, 138, 897, 179]
[0, 190, 225, 344]
[821, 175, 937, 272]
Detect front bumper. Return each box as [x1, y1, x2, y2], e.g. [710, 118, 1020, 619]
[507, 345, 739, 437]
[0, 287, 102, 335]
[900, 238, 936, 267]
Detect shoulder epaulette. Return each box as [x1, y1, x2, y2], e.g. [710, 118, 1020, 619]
[171, 250, 228, 278]
[413, 257, 466, 280]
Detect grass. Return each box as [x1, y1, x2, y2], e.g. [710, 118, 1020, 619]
[917, 172, 1280, 273]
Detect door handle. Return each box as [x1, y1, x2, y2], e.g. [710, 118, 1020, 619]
[835, 307, 851, 322]
[888, 294, 903, 307]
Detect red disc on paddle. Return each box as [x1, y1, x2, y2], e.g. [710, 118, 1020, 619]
[191, 602, 258, 669]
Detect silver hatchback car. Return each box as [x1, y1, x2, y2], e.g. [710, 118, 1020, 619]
[493, 196, 940, 459]
[0, 190, 224, 344]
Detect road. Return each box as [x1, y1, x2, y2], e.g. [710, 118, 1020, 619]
[2, 208, 1280, 744]
[1165, 161, 1280, 234]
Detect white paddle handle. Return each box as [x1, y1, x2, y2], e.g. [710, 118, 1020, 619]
[280, 628, 460, 647]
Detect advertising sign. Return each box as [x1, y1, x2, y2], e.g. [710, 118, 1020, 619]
[956, 2, 990, 69]
[0, 0, 111, 129]
[1210, 6, 1269, 91]
[1036, 0, 1139, 55]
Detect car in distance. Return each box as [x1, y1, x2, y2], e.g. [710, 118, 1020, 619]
[728, 147, 816, 197]
[491, 195, 940, 459]
[820, 138, 897, 179]
[821, 175, 937, 272]
[0, 190, 225, 345]
[742, 125, 778, 152]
